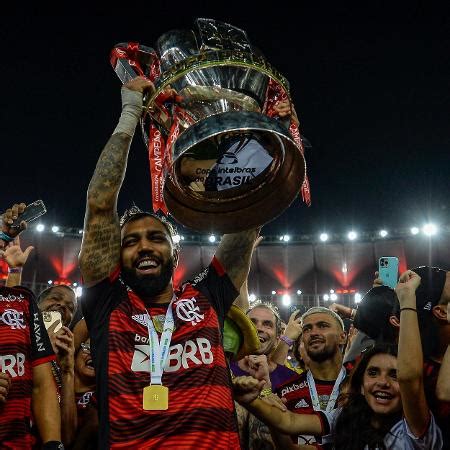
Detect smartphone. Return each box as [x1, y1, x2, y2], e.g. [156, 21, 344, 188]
[10, 200, 47, 228]
[378, 257, 399, 289]
[42, 311, 62, 333]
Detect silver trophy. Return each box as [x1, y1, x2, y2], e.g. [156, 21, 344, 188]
[111, 18, 307, 232]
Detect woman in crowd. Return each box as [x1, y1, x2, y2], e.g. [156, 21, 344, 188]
[233, 270, 443, 449]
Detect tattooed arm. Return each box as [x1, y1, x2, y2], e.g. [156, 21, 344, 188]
[79, 77, 153, 286]
[215, 228, 260, 291]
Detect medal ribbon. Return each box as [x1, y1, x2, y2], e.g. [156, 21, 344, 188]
[145, 299, 175, 385]
[307, 367, 346, 412]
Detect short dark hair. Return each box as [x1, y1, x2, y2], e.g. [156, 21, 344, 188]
[120, 206, 179, 250]
[37, 284, 76, 304]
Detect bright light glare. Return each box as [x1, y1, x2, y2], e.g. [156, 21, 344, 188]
[342, 264, 348, 273]
[319, 233, 329, 242]
[47, 280, 53, 285]
[280, 235, 290, 242]
[410, 227, 419, 235]
[208, 235, 216, 243]
[330, 289, 335, 294]
[36, 224, 45, 232]
[51, 226, 59, 233]
[75, 287, 83, 298]
[297, 289, 302, 295]
[249, 293, 256, 303]
[282, 294, 291, 306]
[323, 294, 330, 301]
[355, 292, 362, 303]
[379, 230, 388, 238]
[271, 290, 276, 295]
[422, 223, 438, 236]
[347, 231, 357, 241]
[330, 293, 338, 301]
[173, 234, 181, 244]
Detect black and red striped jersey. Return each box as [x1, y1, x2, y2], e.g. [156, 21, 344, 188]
[0, 286, 55, 449]
[83, 257, 241, 449]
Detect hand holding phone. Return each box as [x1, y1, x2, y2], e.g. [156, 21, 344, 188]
[10, 200, 47, 229]
[378, 257, 399, 289]
[42, 311, 63, 333]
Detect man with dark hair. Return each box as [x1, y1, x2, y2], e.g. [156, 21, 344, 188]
[273, 306, 347, 448]
[79, 76, 258, 449]
[38, 285, 77, 328]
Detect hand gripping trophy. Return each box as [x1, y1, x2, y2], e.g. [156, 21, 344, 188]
[110, 18, 310, 232]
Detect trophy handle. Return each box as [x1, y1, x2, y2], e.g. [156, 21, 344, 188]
[110, 42, 159, 84]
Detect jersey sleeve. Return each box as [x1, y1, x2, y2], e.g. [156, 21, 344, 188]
[191, 256, 239, 324]
[28, 297, 55, 366]
[81, 266, 122, 333]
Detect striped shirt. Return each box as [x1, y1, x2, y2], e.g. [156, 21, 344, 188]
[83, 257, 241, 449]
[0, 286, 55, 449]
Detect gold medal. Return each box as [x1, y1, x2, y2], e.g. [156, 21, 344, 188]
[143, 385, 169, 411]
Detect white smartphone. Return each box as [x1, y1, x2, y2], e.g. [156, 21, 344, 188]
[42, 311, 62, 333]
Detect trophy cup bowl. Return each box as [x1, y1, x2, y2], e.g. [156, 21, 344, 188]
[111, 18, 306, 232]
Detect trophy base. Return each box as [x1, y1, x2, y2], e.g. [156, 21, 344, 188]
[164, 111, 305, 233]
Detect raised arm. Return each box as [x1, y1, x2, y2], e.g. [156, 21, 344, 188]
[436, 303, 450, 401]
[215, 228, 260, 291]
[395, 270, 430, 437]
[233, 376, 323, 436]
[79, 77, 153, 286]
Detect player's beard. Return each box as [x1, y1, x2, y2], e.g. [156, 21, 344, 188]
[306, 343, 338, 363]
[121, 256, 175, 299]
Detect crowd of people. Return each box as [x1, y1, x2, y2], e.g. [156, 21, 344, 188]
[0, 76, 449, 449]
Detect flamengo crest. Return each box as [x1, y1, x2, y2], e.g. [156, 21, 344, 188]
[175, 297, 204, 326]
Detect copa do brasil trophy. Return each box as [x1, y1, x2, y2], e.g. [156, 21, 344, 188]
[110, 18, 310, 233]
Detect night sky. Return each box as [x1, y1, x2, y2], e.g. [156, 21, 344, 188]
[1, 5, 449, 237]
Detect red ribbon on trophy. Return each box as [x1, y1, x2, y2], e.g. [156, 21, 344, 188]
[265, 79, 311, 206]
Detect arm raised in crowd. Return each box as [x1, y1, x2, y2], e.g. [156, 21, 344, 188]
[395, 270, 431, 437]
[215, 229, 260, 292]
[436, 303, 450, 401]
[32, 362, 61, 445]
[79, 77, 153, 286]
[55, 327, 78, 447]
[2, 236, 34, 287]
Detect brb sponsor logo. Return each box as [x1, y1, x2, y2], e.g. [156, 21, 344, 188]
[1, 309, 26, 329]
[132, 334, 213, 373]
[0, 353, 25, 377]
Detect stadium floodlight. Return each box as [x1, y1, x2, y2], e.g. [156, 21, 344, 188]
[319, 233, 329, 242]
[249, 293, 256, 303]
[208, 235, 216, 243]
[282, 294, 291, 306]
[342, 264, 348, 273]
[347, 231, 357, 241]
[330, 289, 335, 294]
[51, 226, 59, 233]
[323, 294, 330, 301]
[36, 224, 45, 232]
[47, 280, 53, 285]
[75, 287, 83, 298]
[297, 290, 302, 295]
[410, 227, 419, 235]
[379, 230, 388, 238]
[173, 234, 181, 244]
[78, 229, 83, 234]
[355, 292, 362, 303]
[422, 223, 438, 236]
[280, 235, 290, 242]
[330, 293, 338, 301]
[271, 290, 276, 295]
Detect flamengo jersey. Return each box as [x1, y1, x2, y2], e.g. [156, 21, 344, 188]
[0, 286, 55, 449]
[83, 257, 241, 449]
[276, 371, 341, 449]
